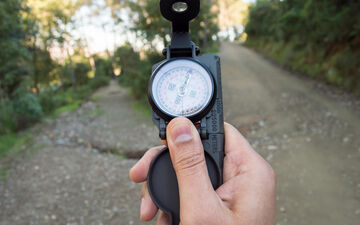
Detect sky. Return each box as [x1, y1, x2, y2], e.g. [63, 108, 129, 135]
[70, 0, 256, 54]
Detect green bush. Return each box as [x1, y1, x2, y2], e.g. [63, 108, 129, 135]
[38, 76, 109, 116]
[88, 76, 110, 90]
[74, 62, 91, 86]
[39, 88, 79, 114]
[0, 99, 15, 135]
[94, 57, 113, 77]
[39, 91, 58, 114]
[0, 133, 18, 159]
[11, 93, 43, 130]
[75, 85, 92, 100]
[245, 0, 360, 93]
[116, 45, 163, 100]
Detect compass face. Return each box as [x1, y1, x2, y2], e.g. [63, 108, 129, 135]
[150, 59, 214, 118]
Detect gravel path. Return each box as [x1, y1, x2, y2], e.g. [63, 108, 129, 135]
[0, 82, 156, 225]
[1, 43, 360, 225]
[220, 43, 360, 225]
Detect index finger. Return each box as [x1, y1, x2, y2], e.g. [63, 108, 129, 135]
[129, 146, 165, 183]
[223, 123, 270, 182]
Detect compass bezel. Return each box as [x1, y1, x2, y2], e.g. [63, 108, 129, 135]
[148, 58, 216, 122]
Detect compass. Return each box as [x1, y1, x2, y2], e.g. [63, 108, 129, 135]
[146, 1, 224, 224]
[149, 58, 215, 121]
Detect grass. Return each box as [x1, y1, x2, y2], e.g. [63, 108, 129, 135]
[0, 165, 10, 181]
[132, 99, 152, 116]
[244, 38, 360, 95]
[205, 44, 220, 54]
[0, 131, 34, 160]
[54, 100, 82, 117]
[90, 95, 102, 102]
[0, 133, 18, 159]
[80, 107, 104, 120]
[89, 107, 103, 116]
[0, 130, 34, 181]
[27, 142, 49, 156]
[0, 80, 111, 181]
[112, 152, 127, 160]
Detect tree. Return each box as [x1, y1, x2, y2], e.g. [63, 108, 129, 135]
[218, 0, 249, 40]
[245, 0, 360, 92]
[107, 0, 219, 51]
[0, 0, 32, 98]
[26, 0, 91, 92]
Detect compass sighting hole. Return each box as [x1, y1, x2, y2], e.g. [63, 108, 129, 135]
[172, 2, 188, 13]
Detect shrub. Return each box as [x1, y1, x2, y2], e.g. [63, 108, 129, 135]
[88, 76, 110, 90]
[245, 0, 360, 94]
[94, 57, 113, 77]
[74, 62, 91, 86]
[11, 93, 43, 130]
[0, 99, 15, 135]
[39, 91, 58, 114]
[117, 46, 163, 100]
[75, 85, 93, 100]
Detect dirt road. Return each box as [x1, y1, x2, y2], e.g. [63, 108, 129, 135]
[0, 82, 158, 225]
[220, 42, 360, 225]
[0, 42, 359, 225]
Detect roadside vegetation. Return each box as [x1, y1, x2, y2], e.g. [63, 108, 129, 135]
[0, 0, 249, 160]
[0, 0, 112, 159]
[244, 0, 360, 94]
[116, 0, 221, 102]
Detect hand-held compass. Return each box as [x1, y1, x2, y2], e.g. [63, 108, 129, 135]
[147, 1, 225, 224]
[149, 59, 215, 119]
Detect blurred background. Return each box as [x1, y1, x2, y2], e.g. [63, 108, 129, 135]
[0, 0, 359, 224]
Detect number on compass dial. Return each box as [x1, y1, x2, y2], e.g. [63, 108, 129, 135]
[151, 59, 214, 117]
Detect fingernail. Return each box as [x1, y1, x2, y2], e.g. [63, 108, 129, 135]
[172, 126, 193, 144]
[140, 198, 145, 217]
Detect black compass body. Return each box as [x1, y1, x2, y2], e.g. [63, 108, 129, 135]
[148, 58, 216, 122]
[147, 1, 225, 225]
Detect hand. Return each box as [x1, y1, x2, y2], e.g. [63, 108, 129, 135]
[129, 117, 276, 225]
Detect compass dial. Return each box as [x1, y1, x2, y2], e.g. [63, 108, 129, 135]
[150, 59, 214, 118]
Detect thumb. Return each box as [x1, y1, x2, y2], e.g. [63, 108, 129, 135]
[167, 117, 214, 210]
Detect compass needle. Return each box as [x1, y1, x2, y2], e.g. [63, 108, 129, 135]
[151, 61, 213, 118]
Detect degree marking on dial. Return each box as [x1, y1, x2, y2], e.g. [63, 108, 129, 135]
[152, 60, 213, 117]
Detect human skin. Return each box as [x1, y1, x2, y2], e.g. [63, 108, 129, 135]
[129, 117, 276, 225]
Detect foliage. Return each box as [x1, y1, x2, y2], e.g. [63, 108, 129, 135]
[54, 100, 82, 117]
[74, 62, 92, 86]
[0, 133, 18, 160]
[0, 129, 33, 160]
[94, 57, 113, 78]
[245, 0, 360, 93]
[88, 76, 110, 90]
[116, 45, 163, 99]
[38, 91, 60, 114]
[108, 0, 219, 51]
[0, 99, 15, 134]
[12, 92, 43, 130]
[218, 0, 249, 39]
[0, 0, 31, 98]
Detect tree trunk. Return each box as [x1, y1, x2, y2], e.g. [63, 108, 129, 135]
[67, 49, 77, 92]
[203, 20, 208, 52]
[32, 36, 39, 94]
[102, 24, 115, 78]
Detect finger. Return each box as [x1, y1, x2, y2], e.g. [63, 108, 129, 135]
[167, 117, 216, 213]
[222, 123, 267, 182]
[129, 146, 164, 183]
[140, 182, 158, 221]
[219, 123, 276, 221]
[224, 122, 256, 158]
[156, 211, 170, 225]
[161, 139, 167, 146]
